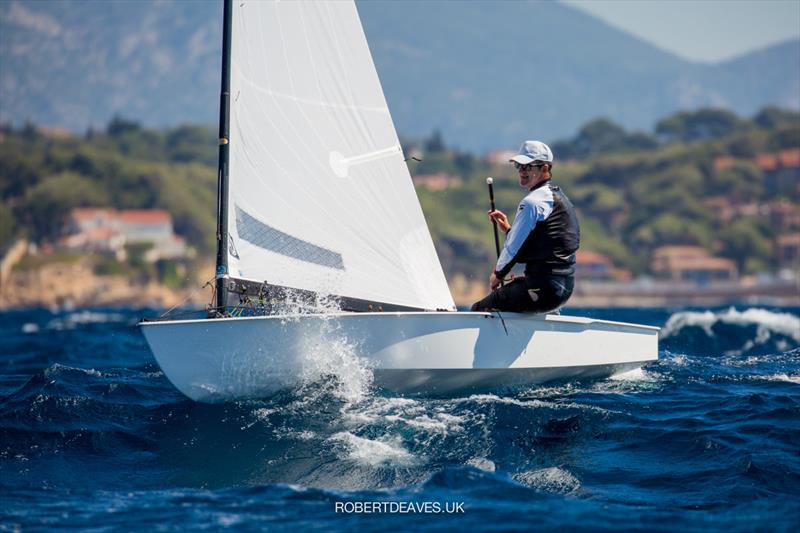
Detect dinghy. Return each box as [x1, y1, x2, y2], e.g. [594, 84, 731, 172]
[140, 0, 658, 402]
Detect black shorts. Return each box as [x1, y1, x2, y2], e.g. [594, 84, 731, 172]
[470, 274, 574, 313]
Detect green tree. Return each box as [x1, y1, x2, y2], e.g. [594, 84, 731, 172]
[17, 172, 110, 242]
[572, 185, 626, 230]
[0, 143, 44, 198]
[453, 151, 475, 175]
[717, 218, 772, 274]
[753, 106, 800, 129]
[107, 116, 142, 137]
[166, 124, 217, 165]
[725, 133, 762, 158]
[656, 109, 749, 143]
[580, 216, 638, 271]
[573, 118, 628, 155]
[0, 202, 14, 248]
[553, 119, 657, 159]
[631, 212, 712, 249]
[708, 161, 762, 201]
[767, 125, 800, 152]
[424, 129, 446, 154]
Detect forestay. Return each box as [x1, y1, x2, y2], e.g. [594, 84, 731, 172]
[226, 0, 454, 311]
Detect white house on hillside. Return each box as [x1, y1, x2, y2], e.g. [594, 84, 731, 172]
[59, 208, 192, 262]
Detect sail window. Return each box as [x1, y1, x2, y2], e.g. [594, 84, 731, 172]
[235, 206, 344, 270]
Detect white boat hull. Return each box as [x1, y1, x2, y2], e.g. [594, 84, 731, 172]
[140, 312, 659, 402]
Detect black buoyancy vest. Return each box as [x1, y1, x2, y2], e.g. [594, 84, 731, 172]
[518, 183, 580, 275]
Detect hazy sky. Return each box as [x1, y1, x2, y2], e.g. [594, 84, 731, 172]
[562, 0, 800, 63]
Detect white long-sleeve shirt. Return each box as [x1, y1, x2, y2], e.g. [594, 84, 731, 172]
[495, 184, 555, 275]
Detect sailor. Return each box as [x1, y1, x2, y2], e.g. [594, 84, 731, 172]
[471, 140, 580, 313]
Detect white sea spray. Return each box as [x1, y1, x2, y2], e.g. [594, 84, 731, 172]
[466, 457, 496, 472]
[661, 307, 800, 356]
[512, 467, 581, 494]
[271, 289, 375, 404]
[330, 432, 416, 466]
[460, 393, 612, 415]
[610, 367, 650, 381]
[294, 319, 373, 404]
[662, 307, 799, 341]
[755, 373, 800, 384]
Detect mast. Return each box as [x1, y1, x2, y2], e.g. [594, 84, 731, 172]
[214, 0, 233, 312]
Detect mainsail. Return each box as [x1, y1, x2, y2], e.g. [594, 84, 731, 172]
[224, 0, 454, 311]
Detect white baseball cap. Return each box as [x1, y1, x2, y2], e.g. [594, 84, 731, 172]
[509, 140, 553, 165]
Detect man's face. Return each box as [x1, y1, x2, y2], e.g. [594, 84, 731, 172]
[515, 161, 545, 188]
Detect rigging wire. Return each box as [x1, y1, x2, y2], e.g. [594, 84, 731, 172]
[157, 276, 215, 320]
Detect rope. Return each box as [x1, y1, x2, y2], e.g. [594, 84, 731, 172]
[495, 310, 509, 336]
[158, 277, 215, 319]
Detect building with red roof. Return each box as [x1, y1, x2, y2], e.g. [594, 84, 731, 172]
[59, 208, 191, 262]
[575, 250, 612, 280]
[650, 246, 737, 282]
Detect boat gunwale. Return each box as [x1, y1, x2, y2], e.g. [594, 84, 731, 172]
[138, 311, 661, 332]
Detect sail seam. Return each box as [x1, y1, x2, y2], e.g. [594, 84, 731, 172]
[238, 73, 391, 114]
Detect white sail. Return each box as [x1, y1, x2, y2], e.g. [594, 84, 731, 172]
[226, 0, 454, 311]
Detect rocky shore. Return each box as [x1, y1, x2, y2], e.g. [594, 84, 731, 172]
[0, 259, 213, 311]
[1, 260, 797, 311]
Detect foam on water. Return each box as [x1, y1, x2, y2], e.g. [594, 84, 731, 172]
[669, 354, 688, 366]
[609, 367, 650, 381]
[464, 393, 610, 415]
[662, 307, 800, 338]
[45, 310, 128, 330]
[661, 307, 800, 356]
[338, 397, 422, 432]
[348, 396, 467, 435]
[465, 457, 496, 472]
[757, 373, 800, 384]
[512, 467, 581, 494]
[59, 364, 107, 378]
[330, 432, 416, 466]
[383, 412, 462, 433]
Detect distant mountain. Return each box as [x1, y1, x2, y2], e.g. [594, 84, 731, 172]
[700, 40, 800, 113]
[0, 0, 222, 131]
[359, 1, 799, 150]
[1, 0, 798, 152]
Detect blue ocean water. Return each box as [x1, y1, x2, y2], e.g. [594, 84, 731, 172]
[1, 306, 799, 531]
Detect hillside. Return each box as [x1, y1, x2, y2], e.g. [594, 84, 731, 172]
[414, 108, 800, 279]
[2, 108, 798, 298]
[1, 0, 798, 152]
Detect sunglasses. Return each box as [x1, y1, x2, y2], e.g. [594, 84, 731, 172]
[513, 162, 546, 171]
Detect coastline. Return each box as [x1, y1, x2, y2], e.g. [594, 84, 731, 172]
[0, 259, 212, 311]
[1, 262, 797, 311]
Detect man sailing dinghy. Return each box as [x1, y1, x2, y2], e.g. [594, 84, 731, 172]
[140, 0, 658, 402]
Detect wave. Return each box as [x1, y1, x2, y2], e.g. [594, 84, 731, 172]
[45, 310, 131, 331]
[761, 373, 800, 384]
[2, 305, 799, 526]
[660, 307, 800, 356]
[2, 355, 798, 525]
